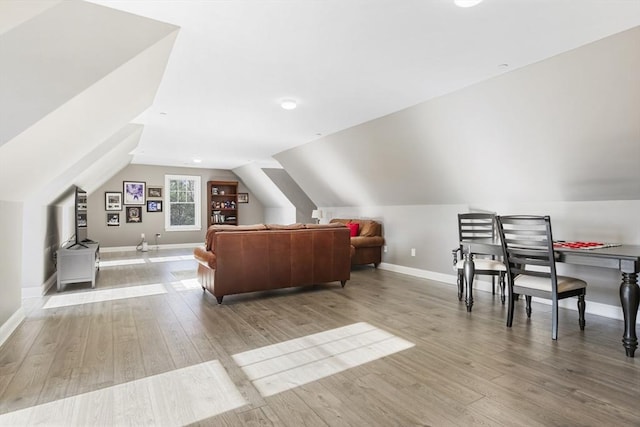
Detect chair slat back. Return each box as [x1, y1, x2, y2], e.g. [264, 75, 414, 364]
[458, 213, 496, 241]
[496, 215, 558, 290]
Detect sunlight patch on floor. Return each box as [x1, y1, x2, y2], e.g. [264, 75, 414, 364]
[0, 360, 246, 426]
[99, 259, 146, 267]
[149, 255, 194, 263]
[232, 322, 414, 397]
[44, 284, 167, 309]
[171, 278, 202, 291]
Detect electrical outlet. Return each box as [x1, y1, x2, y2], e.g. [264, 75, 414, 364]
[383, 245, 388, 253]
[411, 248, 416, 257]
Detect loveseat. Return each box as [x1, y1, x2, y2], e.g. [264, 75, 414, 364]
[329, 218, 384, 267]
[193, 223, 351, 303]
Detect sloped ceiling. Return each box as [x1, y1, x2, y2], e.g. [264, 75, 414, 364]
[0, 0, 178, 201]
[233, 163, 294, 209]
[275, 26, 640, 206]
[86, 0, 640, 170]
[37, 124, 143, 206]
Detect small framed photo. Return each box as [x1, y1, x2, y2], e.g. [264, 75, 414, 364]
[77, 192, 87, 210]
[77, 213, 87, 228]
[123, 181, 145, 205]
[238, 193, 249, 203]
[126, 206, 142, 223]
[147, 200, 163, 212]
[107, 213, 120, 226]
[147, 187, 162, 198]
[105, 191, 123, 211]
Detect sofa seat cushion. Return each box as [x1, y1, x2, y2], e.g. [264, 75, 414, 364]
[350, 235, 385, 248]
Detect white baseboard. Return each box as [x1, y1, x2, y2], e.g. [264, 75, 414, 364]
[0, 308, 25, 348]
[100, 242, 201, 253]
[378, 262, 637, 325]
[378, 262, 458, 285]
[22, 272, 62, 298]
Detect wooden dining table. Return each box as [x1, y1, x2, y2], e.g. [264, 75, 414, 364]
[460, 238, 640, 357]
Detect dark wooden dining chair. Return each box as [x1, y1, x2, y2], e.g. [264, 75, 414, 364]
[495, 215, 587, 340]
[452, 213, 506, 303]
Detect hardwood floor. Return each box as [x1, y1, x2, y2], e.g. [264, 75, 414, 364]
[1, 247, 638, 426]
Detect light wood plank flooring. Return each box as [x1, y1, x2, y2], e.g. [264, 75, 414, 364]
[0, 247, 638, 426]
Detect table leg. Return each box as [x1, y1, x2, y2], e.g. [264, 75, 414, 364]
[464, 253, 475, 312]
[620, 272, 639, 357]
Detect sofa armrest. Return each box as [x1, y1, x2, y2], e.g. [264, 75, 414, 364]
[194, 246, 217, 269]
[350, 236, 384, 248]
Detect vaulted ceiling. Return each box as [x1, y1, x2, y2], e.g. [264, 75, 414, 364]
[86, 0, 640, 170]
[0, 0, 178, 201]
[1, 0, 639, 207]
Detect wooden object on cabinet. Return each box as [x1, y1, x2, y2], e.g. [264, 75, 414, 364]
[207, 180, 239, 227]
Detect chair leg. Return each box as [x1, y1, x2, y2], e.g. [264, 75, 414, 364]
[578, 295, 586, 330]
[499, 273, 505, 304]
[457, 270, 464, 301]
[552, 301, 558, 340]
[506, 290, 515, 327]
[525, 295, 532, 318]
[492, 276, 496, 295]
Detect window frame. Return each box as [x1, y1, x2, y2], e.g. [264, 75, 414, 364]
[164, 174, 201, 232]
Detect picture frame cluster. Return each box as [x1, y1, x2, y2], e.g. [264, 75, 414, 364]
[104, 182, 163, 226]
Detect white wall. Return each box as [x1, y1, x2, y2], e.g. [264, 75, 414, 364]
[276, 26, 640, 208]
[327, 200, 640, 308]
[276, 27, 640, 312]
[88, 164, 265, 248]
[0, 201, 24, 345]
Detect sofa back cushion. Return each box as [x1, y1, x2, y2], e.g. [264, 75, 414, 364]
[330, 219, 381, 237]
[205, 224, 267, 251]
[359, 220, 380, 237]
[266, 223, 306, 230]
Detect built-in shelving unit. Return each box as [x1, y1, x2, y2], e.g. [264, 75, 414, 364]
[207, 180, 238, 227]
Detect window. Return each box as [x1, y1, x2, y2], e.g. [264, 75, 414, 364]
[165, 175, 201, 231]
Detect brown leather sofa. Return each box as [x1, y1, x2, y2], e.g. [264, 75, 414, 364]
[193, 223, 351, 303]
[329, 218, 384, 267]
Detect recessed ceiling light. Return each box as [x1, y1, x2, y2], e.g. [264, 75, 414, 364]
[498, 63, 509, 69]
[280, 100, 297, 110]
[454, 0, 483, 7]
[193, 158, 202, 163]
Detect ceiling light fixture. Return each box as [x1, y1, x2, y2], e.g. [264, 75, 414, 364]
[280, 99, 297, 110]
[193, 158, 202, 163]
[454, 0, 483, 7]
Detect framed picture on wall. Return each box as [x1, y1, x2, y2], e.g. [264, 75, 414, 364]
[107, 213, 120, 226]
[147, 200, 163, 212]
[123, 181, 145, 205]
[147, 187, 162, 198]
[238, 193, 249, 203]
[105, 191, 122, 211]
[126, 206, 142, 223]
